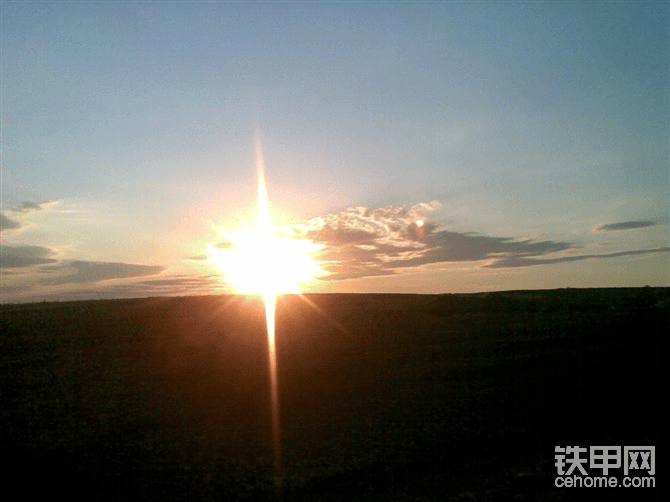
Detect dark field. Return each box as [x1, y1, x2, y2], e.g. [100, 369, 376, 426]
[1, 288, 668, 500]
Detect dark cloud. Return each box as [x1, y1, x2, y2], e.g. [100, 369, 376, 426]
[316, 262, 400, 281]
[215, 240, 235, 249]
[1, 245, 57, 268]
[594, 221, 656, 232]
[398, 231, 572, 267]
[1, 213, 21, 232]
[1, 201, 56, 233]
[99, 274, 222, 298]
[315, 229, 574, 280]
[42, 261, 165, 285]
[308, 226, 375, 247]
[0, 284, 30, 295]
[135, 275, 218, 288]
[186, 255, 209, 261]
[3, 274, 220, 303]
[13, 201, 52, 213]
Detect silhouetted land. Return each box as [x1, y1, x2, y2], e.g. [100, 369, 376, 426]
[1, 288, 668, 500]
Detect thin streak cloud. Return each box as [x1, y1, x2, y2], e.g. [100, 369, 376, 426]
[41, 261, 166, 285]
[593, 221, 657, 232]
[485, 247, 670, 268]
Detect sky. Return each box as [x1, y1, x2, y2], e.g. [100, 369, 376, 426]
[1, 1, 668, 302]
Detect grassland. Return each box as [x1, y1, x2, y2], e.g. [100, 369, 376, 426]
[1, 288, 667, 500]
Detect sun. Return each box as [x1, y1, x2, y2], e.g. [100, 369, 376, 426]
[208, 224, 325, 297]
[207, 143, 326, 298]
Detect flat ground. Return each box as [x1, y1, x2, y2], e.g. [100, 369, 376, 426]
[1, 288, 667, 500]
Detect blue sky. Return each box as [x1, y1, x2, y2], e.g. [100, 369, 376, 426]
[2, 1, 668, 302]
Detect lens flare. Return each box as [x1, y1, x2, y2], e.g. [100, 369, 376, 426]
[207, 137, 325, 492]
[255, 137, 281, 489]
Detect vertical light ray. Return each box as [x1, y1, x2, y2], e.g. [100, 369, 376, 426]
[256, 137, 272, 233]
[256, 136, 282, 493]
[264, 291, 281, 491]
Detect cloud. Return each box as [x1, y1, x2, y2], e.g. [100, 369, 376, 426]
[134, 275, 218, 288]
[42, 261, 165, 285]
[306, 202, 441, 244]
[2, 271, 218, 303]
[12, 201, 54, 213]
[485, 247, 670, 268]
[1, 245, 58, 268]
[77, 275, 224, 299]
[98, 274, 223, 298]
[315, 229, 574, 279]
[594, 221, 657, 232]
[308, 227, 374, 247]
[214, 240, 235, 249]
[299, 203, 670, 280]
[2, 200, 59, 232]
[405, 231, 573, 266]
[1, 213, 21, 232]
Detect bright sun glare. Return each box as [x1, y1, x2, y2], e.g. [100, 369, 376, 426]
[207, 140, 326, 298]
[210, 224, 325, 296]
